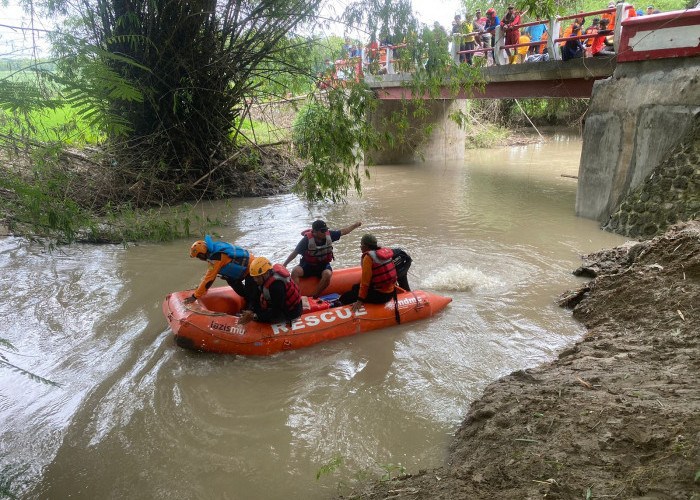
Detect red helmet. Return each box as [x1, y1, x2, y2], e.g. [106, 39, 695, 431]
[486, 8, 495, 14]
[190, 240, 208, 259]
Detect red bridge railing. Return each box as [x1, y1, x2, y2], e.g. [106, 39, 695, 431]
[326, 4, 698, 81]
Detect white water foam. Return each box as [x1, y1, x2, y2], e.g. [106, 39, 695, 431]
[420, 265, 501, 291]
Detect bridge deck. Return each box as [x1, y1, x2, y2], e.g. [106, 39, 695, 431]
[367, 56, 617, 99]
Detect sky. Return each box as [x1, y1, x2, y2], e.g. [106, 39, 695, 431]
[412, 0, 463, 28]
[0, 2, 53, 58]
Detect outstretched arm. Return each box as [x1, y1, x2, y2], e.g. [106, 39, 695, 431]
[185, 259, 225, 303]
[340, 221, 362, 236]
[283, 250, 299, 267]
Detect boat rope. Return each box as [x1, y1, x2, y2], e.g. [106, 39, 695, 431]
[183, 304, 229, 317]
[392, 288, 400, 324]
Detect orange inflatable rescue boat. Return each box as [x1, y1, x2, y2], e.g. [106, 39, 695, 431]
[162, 267, 451, 355]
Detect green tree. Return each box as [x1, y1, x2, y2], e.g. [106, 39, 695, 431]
[53, 0, 324, 200]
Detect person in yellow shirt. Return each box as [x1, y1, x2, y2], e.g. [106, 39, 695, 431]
[461, 14, 476, 65]
[517, 33, 530, 63]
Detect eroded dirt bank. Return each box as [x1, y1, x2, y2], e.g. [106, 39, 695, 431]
[343, 220, 699, 500]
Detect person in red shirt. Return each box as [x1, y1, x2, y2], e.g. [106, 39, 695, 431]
[501, 5, 521, 64]
[592, 18, 615, 56]
[584, 18, 600, 51]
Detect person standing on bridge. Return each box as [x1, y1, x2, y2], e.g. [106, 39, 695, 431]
[483, 8, 500, 64]
[461, 13, 476, 66]
[501, 5, 521, 64]
[451, 14, 466, 63]
[473, 10, 487, 50]
[283, 219, 362, 299]
[601, 2, 616, 32]
[525, 16, 547, 55]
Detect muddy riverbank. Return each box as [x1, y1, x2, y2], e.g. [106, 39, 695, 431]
[343, 220, 699, 500]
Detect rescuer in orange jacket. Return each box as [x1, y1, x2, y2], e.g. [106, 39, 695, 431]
[185, 236, 259, 308]
[339, 233, 398, 313]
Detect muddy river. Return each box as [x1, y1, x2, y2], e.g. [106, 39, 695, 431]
[0, 132, 626, 499]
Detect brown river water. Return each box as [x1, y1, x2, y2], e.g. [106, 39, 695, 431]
[0, 132, 627, 499]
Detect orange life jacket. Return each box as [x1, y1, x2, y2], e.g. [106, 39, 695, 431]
[584, 26, 599, 47]
[601, 11, 615, 31]
[539, 30, 549, 53]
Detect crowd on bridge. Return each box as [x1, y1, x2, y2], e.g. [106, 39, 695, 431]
[445, 2, 661, 65]
[320, 0, 665, 84]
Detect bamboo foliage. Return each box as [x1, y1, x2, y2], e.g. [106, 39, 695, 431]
[47, 0, 323, 192]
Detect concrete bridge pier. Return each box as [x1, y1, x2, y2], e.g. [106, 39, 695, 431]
[365, 99, 467, 165]
[576, 57, 700, 222]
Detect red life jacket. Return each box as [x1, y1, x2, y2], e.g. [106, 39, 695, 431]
[262, 264, 301, 310]
[364, 248, 397, 288]
[301, 229, 334, 265]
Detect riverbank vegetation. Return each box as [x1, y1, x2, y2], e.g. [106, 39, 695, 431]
[1, 0, 618, 247]
[461, 97, 588, 148]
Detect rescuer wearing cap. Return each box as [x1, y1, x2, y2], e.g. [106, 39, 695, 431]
[237, 257, 302, 326]
[283, 219, 362, 299]
[185, 235, 258, 307]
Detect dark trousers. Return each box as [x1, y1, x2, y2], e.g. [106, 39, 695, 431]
[225, 277, 260, 311]
[339, 284, 395, 306]
[462, 41, 475, 65]
[254, 301, 303, 324]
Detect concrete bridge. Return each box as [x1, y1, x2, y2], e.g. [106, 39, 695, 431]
[364, 8, 700, 223]
[370, 56, 615, 100]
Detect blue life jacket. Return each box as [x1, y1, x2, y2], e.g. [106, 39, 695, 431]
[204, 235, 250, 280]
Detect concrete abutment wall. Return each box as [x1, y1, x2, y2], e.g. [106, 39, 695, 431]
[603, 115, 699, 238]
[576, 57, 700, 226]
